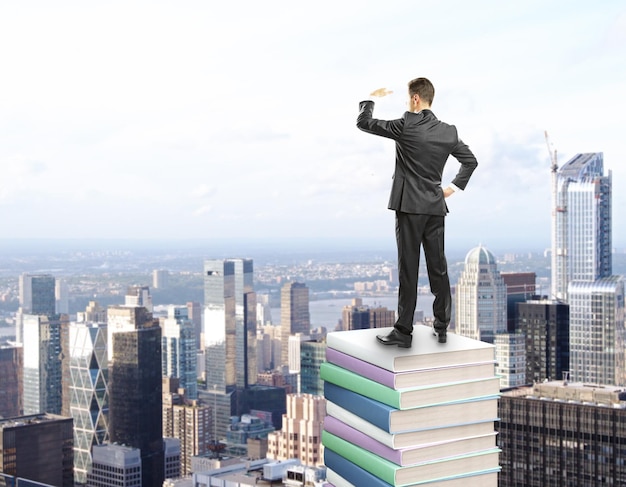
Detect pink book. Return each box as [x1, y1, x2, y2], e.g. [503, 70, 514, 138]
[323, 415, 497, 466]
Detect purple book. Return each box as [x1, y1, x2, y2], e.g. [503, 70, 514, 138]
[325, 347, 495, 390]
[323, 415, 497, 466]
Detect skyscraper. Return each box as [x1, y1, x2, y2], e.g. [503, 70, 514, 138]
[0, 344, 22, 418]
[455, 245, 507, 343]
[69, 321, 109, 485]
[552, 153, 612, 302]
[517, 299, 570, 384]
[108, 305, 163, 487]
[202, 258, 257, 440]
[22, 314, 66, 415]
[161, 306, 197, 399]
[280, 282, 310, 366]
[16, 273, 56, 343]
[551, 152, 624, 385]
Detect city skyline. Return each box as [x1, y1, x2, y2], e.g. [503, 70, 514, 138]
[1, 1, 625, 251]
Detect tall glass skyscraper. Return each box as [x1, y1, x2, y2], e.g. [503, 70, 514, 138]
[69, 321, 109, 484]
[161, 306, 197, 399]
[552, 153, 624, 385]
[455, 245, 507, 343]
[202, 258, 257, 440]
[22, 314, 65, 415]
[552, 153, 612, 301]
[108, 305, 163, 487]
[280, 282, 310, 366]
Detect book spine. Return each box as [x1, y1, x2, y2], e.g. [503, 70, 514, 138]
[321, 362, 400, 408]
[326, 347, 395, 388]
[324, 448, 393, 487]
[322, 430, 397, 485]
[324, 382, 393, 432]
[324, 415, 402, 464]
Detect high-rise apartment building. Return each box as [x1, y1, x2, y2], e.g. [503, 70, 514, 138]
[551, 153, 624, 385]
[494, 332, 526, 388]
[0, 344, 22, 418]
[517, 299, 570, 383]
[55, 278, 69, 314]
[280, 282, 310, 366]
[267, 394, 325, 467]
[0, 414, 74, 487]
[202, 259, 257, 441]
[498, 381, 626, 486]
[455, 245, 507, 343]
[68, 321, 109, 484]
[108, 305, 164, 487]
[162, 381, 212, 476]
[22, 314, 67, 415]
[162, 306, 197, 399]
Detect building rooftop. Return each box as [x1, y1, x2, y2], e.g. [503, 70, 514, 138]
[465, 244, 496, 266]
[503, 380, 626, 407]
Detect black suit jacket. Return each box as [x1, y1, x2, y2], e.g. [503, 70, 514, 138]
[357, 101, 477, 216]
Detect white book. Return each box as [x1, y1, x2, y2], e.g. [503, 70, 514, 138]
[326, 467, 499, 487]
[326, 325, 495, 372]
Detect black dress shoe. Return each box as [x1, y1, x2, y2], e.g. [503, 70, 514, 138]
[377, 329, 412, 348]
[432, 329, 447, 343]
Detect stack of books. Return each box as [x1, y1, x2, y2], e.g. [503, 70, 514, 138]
[321, 325, 501, 487]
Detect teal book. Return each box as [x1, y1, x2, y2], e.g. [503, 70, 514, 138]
[320, 362, 500, 409]
[322, 431, 500, 487]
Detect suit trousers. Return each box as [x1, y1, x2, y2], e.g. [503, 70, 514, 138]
[394, 211, 451, 336]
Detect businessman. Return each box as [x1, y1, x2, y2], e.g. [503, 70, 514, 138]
[357, 77, 477, 347]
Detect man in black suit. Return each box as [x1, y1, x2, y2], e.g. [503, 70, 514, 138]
[357, 77, 477, 347]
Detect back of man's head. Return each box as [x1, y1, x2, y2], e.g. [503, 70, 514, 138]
[408, 78, 435, 106]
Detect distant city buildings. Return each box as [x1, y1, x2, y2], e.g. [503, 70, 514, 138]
[501, 272, 536, 332]
[455, 245, 507, 343]
[341, 298, 395, 330]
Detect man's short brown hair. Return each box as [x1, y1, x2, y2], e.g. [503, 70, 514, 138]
[408, 77, 435, 105]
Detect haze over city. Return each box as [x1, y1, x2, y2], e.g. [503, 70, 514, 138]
[1, 1, 625, 253]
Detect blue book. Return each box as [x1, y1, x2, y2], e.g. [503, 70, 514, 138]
[324, 382, 499, 434]
[324, 449, 501, 487]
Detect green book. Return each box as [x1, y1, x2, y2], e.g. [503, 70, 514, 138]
[320, 362, 500, 410]
[322, 430, 500, 487]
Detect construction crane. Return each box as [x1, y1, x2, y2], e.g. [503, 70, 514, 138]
[545, 131, 567, 301]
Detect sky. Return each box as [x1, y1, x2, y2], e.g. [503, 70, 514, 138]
[1, 0, 625, 253]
